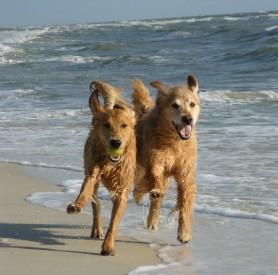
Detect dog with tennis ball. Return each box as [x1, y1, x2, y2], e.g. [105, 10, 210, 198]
[67, 80, 136, 256]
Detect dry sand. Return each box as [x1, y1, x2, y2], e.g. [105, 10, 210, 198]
[0, 164, 160, 275]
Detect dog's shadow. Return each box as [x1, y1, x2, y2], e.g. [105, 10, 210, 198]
[0, 223, 72, 245]
[0, 222, 100, 255]
[0, 222, 150, 256]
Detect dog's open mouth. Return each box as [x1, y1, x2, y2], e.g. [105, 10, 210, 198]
[109, 155, 121, 163]
[172, 121, 192, 140]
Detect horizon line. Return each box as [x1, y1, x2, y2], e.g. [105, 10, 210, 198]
[2, 9, 277, 29]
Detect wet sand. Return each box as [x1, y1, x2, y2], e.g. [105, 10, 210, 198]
[0, 164, 160, 275]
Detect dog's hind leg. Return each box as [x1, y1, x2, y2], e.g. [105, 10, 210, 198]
[90, 181, 104, 239]
[67, 167, 100, 214]
[101, 192, 128, 256]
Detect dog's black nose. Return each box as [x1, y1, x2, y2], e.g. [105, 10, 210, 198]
[110, 139, 122, 149]
[181, 116, 193, 125]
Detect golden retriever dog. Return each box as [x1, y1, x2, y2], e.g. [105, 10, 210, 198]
[132, 75, 200, 243]
[67, 80, 136, 256]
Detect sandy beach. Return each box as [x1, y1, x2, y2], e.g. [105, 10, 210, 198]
[1, 164, 278, 275]
[1, 8, 278, 275]
[0, 164, 160, 275]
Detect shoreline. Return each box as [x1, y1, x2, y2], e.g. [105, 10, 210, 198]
[1, 163, 278, 274]
[0, 164, 161, 275]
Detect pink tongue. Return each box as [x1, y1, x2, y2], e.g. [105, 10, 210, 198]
[180, 125, 192, 138]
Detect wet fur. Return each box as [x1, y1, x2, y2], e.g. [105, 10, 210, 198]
[132, 76, 200, 243]
[67, 81, 136, 256]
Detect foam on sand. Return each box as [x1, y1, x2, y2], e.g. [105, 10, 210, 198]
[25, 174, 278, 225]
[0, 160, 82, 172]
[129, 263, 180, 274]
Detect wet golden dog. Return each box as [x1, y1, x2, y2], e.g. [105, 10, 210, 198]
[132, 75, 200, 243]
[67, 81, 136, 256]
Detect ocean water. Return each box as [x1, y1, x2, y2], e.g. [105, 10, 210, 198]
[1, 11, 278, 274]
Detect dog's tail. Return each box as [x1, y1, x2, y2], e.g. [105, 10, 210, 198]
[132, 79, 154, 119]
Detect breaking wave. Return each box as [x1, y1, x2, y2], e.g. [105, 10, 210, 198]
[265, 25, 278, 31]
[201, 90, 278, 103]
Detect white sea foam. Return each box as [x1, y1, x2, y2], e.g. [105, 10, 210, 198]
[124, 18, 187, 27]
[27, 191, 71, 210]
[0, 58, 24, 65]
[223, 16, 247, 21]
[0, 88, 34, 99]
[27, 178, 120, 213]
[0, 43, 15, 55]
[50, 19, 184, 32]
[54, 16, 216, 31]
[58, 179, 83, 190]
[200, 90, 278, 103]
[265, 25, 278, 31]
[27, 109, 87, 120]
[4, 28, 50, 45]
[24, 170, 278, 225]
[185, 17, 213, 23]
[45, 55, 112, 63]
[0, 99, 87, 121]
[163, 31, 191, 39]
[129, 263, 180, 275]
[0, 160, 82, 172]
[0, 27, 50, 64]
[26, 174, 278, 275]
[47, 54, 169, 64]
[54, 46, 87, 52]
[267, 13, 278, 18]
[147, 55, 170, 63]
[195, 206, 278, 224]
[0, 42, 21, 64]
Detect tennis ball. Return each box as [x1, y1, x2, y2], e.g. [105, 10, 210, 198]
[107, 147, 124, 158]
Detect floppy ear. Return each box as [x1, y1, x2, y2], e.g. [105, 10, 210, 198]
[92, 80, 130, 110]
[150, 80, 170, 97]
[89, 81, 104, 115]
[187, 75, 198, 93]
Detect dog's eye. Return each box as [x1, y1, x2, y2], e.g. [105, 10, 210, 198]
[104, 123, 111, 128]
[171, 103, 179, 109]
[113, 104, 124, 110]
[121, 124, 127, 128]
[190, 102, 196, 108]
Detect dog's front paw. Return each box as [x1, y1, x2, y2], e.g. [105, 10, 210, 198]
[147, 213, 159, 230]
[177, 231, 192, 244]
[101, 241, 115, 256]
[66, 203, 82, 214]
[150, 188, 164, 199]
[147, 223, 158, 231]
